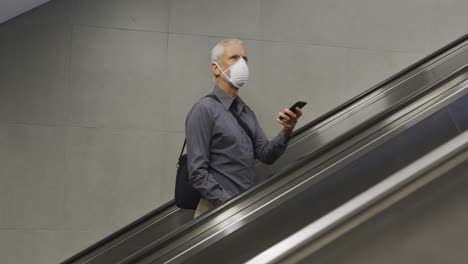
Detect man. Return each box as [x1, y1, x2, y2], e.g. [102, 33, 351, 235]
[186, 39, 303, 218]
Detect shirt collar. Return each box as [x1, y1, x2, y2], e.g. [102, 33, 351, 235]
[213, 86, 246, 112]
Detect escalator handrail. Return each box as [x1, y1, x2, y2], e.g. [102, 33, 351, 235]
[246, 130, 468, 264]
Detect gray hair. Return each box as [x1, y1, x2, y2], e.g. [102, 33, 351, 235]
[210, 39, 244, 63]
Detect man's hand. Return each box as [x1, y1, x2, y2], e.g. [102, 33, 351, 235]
[276, 107, 303, 139]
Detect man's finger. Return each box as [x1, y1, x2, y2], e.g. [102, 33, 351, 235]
[278, 112, 290, 121]
[295, 107, 303, 118]
[276, 118, 286, 126]
[276, 118, 292, 128]
[276, 118, 289, 127]
[284, 108, 297, 119]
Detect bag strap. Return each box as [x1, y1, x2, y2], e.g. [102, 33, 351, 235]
[206, 94, 255, 146]
[229, 106, 255, 144]
[179, 139, 186, 160]
[179, 93, 255, 160]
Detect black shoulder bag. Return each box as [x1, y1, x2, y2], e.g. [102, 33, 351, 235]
[175, 94, 255, 209]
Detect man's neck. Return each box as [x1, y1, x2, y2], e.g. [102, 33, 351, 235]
[216, 79, 238, 97]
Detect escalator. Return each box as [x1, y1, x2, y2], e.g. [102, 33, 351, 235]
[247, 130, 468, 264]
[63, 33, 468, 264]
[140, 77, 468, 264]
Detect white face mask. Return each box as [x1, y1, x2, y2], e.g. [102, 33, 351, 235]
[213, 58, 249, 89]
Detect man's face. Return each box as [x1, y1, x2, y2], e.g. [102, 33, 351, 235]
[213, 41, 248, 79]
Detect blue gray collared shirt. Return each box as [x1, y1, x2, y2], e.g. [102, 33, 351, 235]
[186, 86, 289, 206]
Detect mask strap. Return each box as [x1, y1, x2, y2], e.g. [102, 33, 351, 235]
[212, 61, 233, 81]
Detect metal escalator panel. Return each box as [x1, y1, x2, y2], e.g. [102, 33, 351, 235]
[248, 131, 468, 264]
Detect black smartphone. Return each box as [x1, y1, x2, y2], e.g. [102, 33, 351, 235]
[279, 101, 307, 121]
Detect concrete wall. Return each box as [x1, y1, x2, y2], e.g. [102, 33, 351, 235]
[0, 0, 466, 263]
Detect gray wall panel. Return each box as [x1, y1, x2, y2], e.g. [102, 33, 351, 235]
[169, 0, 261, 38]
[343, 0, 437, 53]
[0, 230, 110, 264]
[60, 127, 169, 232]
[72, 0, 169, 31]
[428, 0, 468, 53]
[110, 131, 178, 229]
[0, 124, 67, 230]
[68, 26, 168, 130]
[0, 23, 70, 125]
[0, 127, 11, 227]
[259, 0, 349, 46]
[60, 127, 122, 232]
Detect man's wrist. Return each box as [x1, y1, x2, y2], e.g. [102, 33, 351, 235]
[282, 128, 293, 140]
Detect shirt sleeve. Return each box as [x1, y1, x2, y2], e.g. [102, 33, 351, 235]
[251, 111, 289, 165]
[186, 101, 231, 207]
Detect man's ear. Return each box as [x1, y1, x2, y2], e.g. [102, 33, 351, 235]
[211, 63, 221, 78]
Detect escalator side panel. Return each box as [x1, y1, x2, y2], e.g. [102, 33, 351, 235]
[301, 156, 468, 264]
[254, 163, 274, 183]
[448, 93, 468, 132]
[178, 96, 464, 264]
[83, 209, 194, 264]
